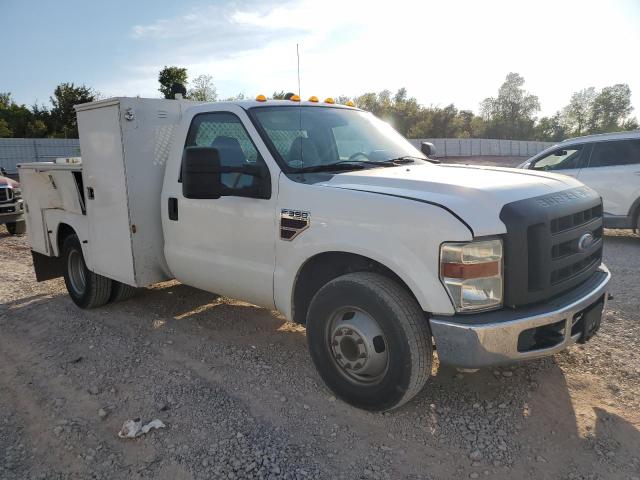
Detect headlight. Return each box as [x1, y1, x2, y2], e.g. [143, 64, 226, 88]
[440, 239, 503, 312]
[12, 188, 21, 199]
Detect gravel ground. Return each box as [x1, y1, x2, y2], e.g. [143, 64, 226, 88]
[1, 217, 639, 478]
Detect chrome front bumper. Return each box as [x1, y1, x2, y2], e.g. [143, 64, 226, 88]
[0, 199, 24, 221]
[430, 265, 611, 368]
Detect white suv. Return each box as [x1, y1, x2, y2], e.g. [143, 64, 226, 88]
[519, 131, 640, 231]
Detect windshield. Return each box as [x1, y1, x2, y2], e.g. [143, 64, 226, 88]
[249, 106, 426, 172]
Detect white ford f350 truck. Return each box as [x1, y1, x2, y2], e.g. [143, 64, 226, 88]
[0, 173, 26, 234]
[18, 97, 611, 411]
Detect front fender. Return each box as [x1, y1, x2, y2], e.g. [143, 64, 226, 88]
[274, 180, 473, 321]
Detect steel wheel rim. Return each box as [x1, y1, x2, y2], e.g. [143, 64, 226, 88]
[67, 249, 87, 295]
[326, 306, 389, 385]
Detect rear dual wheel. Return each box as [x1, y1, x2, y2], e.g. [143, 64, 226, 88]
[63, 234, 112, 309]
[306, 272, 433, 411]
[62, 234, 137, 308]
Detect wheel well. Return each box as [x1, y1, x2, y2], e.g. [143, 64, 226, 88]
[56, 223, 76, 255]
[292, 252, 419, 324]
[634, 200, 640, 223]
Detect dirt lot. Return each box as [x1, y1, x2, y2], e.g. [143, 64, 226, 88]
[1, 203, 639, 478]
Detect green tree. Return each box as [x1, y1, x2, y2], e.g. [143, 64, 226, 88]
[223, 92, 246, 101]
[25, 119, 47, 137]
[271, 91, 288, 100]
[481, 72, 540, 140]
[188, 74, 217, 101]
[535, 113, 567, 141]
[354, 88, 421, 136]
[0, 118, 11, 137]
[0, 92, 45, 138]
[50, 83, 96, 138]
[588, 84, 634, 133]
[621, 117, 640, 131]
[562, 87, 596, 136]
[158, 66, 188, 99]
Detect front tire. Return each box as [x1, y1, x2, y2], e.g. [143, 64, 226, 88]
[62, 234, 112, 309]
[306, 272, 433, 411]
[6, 220, 26, 235]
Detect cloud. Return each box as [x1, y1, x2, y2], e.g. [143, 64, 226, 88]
[99, 0, 639, 115]
[130, 1, 305, 44]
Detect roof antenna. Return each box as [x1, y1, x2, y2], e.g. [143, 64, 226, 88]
[297, 43, 303, 169]
[296, 43, 301, 100]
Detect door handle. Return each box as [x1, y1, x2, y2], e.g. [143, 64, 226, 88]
[168, 197, 178, 220]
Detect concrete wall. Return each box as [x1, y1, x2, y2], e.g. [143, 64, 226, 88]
[0, 138, 81, 174]
[409, 138, 555, 157]
[0, 137, 556, 174]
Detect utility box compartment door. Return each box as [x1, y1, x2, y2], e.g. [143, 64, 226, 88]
[77, 102, 135, 284]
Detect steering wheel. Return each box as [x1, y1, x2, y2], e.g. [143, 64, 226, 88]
[347, 151, 369, 162]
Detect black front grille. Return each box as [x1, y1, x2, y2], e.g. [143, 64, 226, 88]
[550, 204, 602, 234]
[0, 187, 11, 203]
[500, 186, 603, 307]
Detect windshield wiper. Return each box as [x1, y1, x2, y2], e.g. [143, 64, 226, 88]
[382, 155, 427, 164]
[295, 160, 394, 173]
[388, 155, 441, 164]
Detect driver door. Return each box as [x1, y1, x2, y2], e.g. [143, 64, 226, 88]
[163, 106, 278, 309]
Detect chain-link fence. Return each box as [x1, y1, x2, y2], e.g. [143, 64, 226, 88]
[0, 138, 81, 174]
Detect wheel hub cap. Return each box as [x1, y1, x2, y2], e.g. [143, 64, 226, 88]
[329, 309, 388, 383]
[67, 249, 87, 294]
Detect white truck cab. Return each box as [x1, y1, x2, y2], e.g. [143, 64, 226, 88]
[19, 97, 610, 410]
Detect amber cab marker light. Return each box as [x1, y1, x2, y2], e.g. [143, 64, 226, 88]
[441, 261, 500, 280]
[345, 100, 355, 107]
[255, 94, 267, 102]
[290, 94, 301, 102]
[308, 96, 319, 102]
[324, 97, 335, 104]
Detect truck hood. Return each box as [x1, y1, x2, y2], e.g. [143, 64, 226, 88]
[0, 176, 19, 188]
[320, 163, 585, 236]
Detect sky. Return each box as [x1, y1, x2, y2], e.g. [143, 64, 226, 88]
[3, 0, 640, 118]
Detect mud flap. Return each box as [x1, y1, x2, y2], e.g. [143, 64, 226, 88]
[31, 250, 64, 282]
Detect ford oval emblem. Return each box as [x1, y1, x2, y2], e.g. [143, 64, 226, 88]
[577, 232, 595, 252]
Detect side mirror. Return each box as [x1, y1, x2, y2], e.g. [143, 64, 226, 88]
[181, 146, 270, 199]
[421, 141, 436, 157]
[182, 147, 223, 199]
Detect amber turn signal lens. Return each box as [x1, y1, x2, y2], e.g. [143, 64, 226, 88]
[345, 100, 355, 107]
[255, 94, 267, 102]
[441, 261, 500, 279]
[290, 94, 301, 102]
[308, 96, 319, 102]
[324, 97, 335, 104]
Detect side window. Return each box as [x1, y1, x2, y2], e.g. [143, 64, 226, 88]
[589, 140, 640, 168]
[185, 112, 266, 190]
[531, 145, 585, 171]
